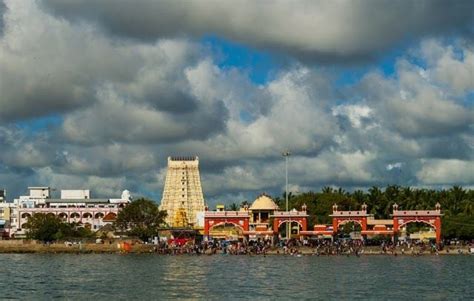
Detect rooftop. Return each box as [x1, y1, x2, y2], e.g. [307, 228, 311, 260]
[169, 156, 198, 161]
[250, 194, 279, 211]
[46, 199, 115, 204]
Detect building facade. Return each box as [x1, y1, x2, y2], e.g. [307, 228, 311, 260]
[0, 189, 13, 238]
[11, 187, 131, 237]
[160, 156, 205, 227]
[204, 194, 308, 241]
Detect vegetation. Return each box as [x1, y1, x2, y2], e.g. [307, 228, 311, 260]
[271, 185, 474, 239]
[114, 198, 167, 241]
[25, 213, 94, 243]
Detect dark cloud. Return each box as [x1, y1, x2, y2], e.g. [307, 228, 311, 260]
[0, 0, 5, 36]
[41, 0, 474, 62]
[0, 1, 144, 123]
[144, 89, 197, 113]
[420, 136, 473, 160]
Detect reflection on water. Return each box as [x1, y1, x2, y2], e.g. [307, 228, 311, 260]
[0, 255, 473, 300]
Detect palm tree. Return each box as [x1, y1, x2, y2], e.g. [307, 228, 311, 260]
[448, 186, 466, 215]
[352, 190, 366, 206]
[227, 203, 239, 211]
[322, 186, 333, 194]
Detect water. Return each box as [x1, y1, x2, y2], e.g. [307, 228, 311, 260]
[0, 254, 473, 300]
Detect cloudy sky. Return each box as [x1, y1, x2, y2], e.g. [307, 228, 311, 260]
[0, 0, 473, 204]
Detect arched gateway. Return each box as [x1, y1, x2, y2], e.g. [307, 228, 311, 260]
[330, 203, 369, 233]
[272, 205, 308, 234]
[392, 203, 442, 244]
[203, 210, 250, 236]
[203, 197, 309, 240]
[301, 203, 443, 244]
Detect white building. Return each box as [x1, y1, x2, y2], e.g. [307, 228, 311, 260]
[11, 187, 131, 237]
[0, 189, 14, 239]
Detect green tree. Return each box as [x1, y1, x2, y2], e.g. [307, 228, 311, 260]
[227, 203, 239, 211]
[25, 213, 63, 243]
[54, 222, 94, 240]
[114, 198, 167, 241]
[267, 185, 474, 240]
[24, 214, 94, 242]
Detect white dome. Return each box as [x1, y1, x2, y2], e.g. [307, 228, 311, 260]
[121, 190, 131, 201]
[250, 194, 279, 210]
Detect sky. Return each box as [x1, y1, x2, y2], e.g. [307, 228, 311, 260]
[0, 0, 473, 204]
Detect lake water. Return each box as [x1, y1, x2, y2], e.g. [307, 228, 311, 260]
[0, 254, 473, 300]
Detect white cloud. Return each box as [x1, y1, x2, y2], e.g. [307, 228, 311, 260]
[332, 104, 372, 128]
[420, 39, 474, 95]
[360, 54, 473, 138]
[0, 1, 473, 202]
[417, 159, 474, 185]
[35, 167, 127, 197]
[386, 162, 403, 171]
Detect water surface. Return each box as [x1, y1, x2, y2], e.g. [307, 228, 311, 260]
[0, 254, 473, 300]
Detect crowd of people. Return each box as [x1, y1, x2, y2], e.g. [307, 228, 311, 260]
[142, 237, 473, 256]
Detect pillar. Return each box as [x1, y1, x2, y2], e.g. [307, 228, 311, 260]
[435, 217, 442, 244]
[361, 217, 367, 232]
[204, 219, 210, 236]
[243, 218, 249, 232]
[273, 218, 279, 233]
[393, 217, 399, 242]
[332, 218, 338, 234]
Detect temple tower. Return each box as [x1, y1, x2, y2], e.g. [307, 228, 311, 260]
[159, 156, 205, 227]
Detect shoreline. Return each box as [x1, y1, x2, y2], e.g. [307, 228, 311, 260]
[0, 242, 471, 256]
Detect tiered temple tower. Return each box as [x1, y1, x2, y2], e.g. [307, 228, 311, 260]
[159, 156, 205, 227]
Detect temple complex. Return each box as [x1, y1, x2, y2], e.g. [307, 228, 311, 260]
[160, 156, 205, 227]
[205, 196, 443, 244]
[204, 193, 308, 241]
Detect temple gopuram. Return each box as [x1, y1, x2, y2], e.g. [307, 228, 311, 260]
[159, 156, 205, 227]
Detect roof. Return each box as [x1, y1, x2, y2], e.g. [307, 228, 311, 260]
[103, 212, 117, 222]
[169, 156, 198, 161]
[97, 224, 114, 233]
[250, 194, 279, 210]
[46, 198, 111, 204]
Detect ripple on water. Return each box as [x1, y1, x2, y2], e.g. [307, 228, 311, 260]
[0, 254, 473, 300]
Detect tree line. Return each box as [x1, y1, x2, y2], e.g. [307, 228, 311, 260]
[227, 185, 474, 239]
[275, 185, 474, 239]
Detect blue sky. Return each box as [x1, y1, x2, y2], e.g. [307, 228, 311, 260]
[203, 35, 280, 85]
[0, 0, 473, 203]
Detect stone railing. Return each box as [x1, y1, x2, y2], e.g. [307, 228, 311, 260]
[271, 211, 308, 217]
[330, 211, 368, 217]
[204, 211, 250, 217]
[392, 210, 442, 217]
